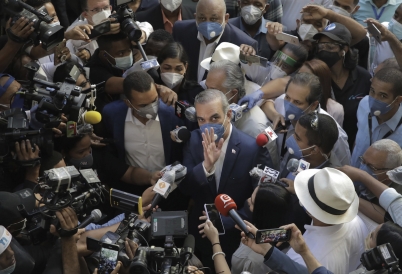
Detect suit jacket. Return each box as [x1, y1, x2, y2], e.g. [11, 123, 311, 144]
[173, 20, 259, 81]
[102, 99, 184, 165]
[135, 3, 195, 31]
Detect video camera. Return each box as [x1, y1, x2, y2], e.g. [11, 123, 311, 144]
[110, 0, 142, 42]
[18, 166, 106, 244]
[0, 0, 64, 51]
[355, 243, 402, 274]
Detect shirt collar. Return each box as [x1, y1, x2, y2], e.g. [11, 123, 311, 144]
[384, 104, 402, 131]
[161, 8, 182, 24]
[239, 17, 268, 36]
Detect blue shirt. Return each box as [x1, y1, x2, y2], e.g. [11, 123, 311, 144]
[239, 18, 273, 59]
[351, 95, 402, 167]
[353, 0, 402, 26]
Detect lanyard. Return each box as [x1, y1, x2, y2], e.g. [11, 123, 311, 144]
[371, 4, 386, 20]
[368, 114, 402, 145]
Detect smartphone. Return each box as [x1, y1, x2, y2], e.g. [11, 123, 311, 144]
[275, 33, 299, 45]
[255, 228, 291, 244]
[140, 59, 159, 70]
[86, 237, 102, 252]
[54, 39, 67, 66]
[204, 204, 225, 235]
[367, 22, 382, 44]
[88, 20, 111, 39]
[99, 243, 119, 274]
[239, 53, 268, 67]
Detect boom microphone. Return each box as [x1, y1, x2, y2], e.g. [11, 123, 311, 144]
[180, 234, 195, 263]
[215, 194, 255, 239]
[78, 209, 102, 229]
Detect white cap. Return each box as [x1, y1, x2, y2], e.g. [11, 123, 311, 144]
[0, 226, 12, 254]
[200, 42, 240, 71]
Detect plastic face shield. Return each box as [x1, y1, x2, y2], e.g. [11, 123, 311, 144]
[270, 50, 299, 73]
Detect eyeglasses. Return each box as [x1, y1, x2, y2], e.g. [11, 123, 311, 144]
[87, 5, 111, 13]
[358, 156, 389, 174]
[316, 42, 344, 52]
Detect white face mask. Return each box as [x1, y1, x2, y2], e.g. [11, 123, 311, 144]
[160, 0, 182, 12]
[105, 51, 134, 70]
[298, 24, 318, 41]
[329, 5, 351, 17]
[388, 18, 402, 40]
[241, 5, 263, 25]
[0, 262, 16, 274]
[92, 9, 111, 25]
[161, 72, 184, 89]
[48, 21, 61, 27]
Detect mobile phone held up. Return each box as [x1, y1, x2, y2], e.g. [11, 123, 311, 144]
[255, 228, 291, 244]
[367, 22, 382, 44]
[88, 20, 111, 39]
[204, 203, 225, 235]
[99, 243, 119, 274]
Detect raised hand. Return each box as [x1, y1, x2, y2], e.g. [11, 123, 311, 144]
[202, 127, 224, 172]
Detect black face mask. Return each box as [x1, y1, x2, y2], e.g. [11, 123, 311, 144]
[316, 50, 341, 68]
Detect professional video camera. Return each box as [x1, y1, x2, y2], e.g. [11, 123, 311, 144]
[110, 0, 142, 42]
[0, 0, 64, 51]
[350, 243, 402, 274]
[18, 166, 106, 244]
[0, 108, 53, 163]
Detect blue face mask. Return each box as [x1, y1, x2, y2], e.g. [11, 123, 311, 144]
[199, 114, 228, 141]
[197, 21, 224, 40]
[368, 96, 394, 116]
[284, 99, 310, 121]
[388, 18, 402, 40]
[285, 134, 315, 159]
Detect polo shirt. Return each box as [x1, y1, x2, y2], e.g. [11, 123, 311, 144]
[237, 18, 273, 59]
[331, 66, 371, 149]
[353, 0, 402, 26]
[161, 8, 182, 34]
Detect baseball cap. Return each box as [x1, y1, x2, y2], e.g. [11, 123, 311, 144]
[313, 22, 352, 46]
[0, 189, 36, 227]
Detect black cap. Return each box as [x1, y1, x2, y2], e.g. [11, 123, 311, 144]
[0, 189, 36, 227]
[313, 22, 352, 46]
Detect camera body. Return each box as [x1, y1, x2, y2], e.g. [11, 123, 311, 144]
[109, 0, 142, 42]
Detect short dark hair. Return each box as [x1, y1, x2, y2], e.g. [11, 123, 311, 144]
[373, 67, 402, 98]
[157, 42, 188, 67]
[123, 71, 154, 99]
[81, 0, 88, 11]
[298, 112, 339, 154]
[377, 222, 402, 263]
[253, 184, 290, 230]
[53, 61, 86, 83]
[148, 29, 174, 43]
[353, 0, 359, 5]
[97, 32, 128, 52]
[26, 0, 50, 8]
[286, 72, 322, 105]
[282, 43, 308, 69]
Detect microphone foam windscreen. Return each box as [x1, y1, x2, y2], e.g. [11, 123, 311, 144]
[91, 209, 102, 222]
[287, 158, 299, 173]
[84, 111, 102, 124]
[256, 133, 268, 147]
[183, 234, 195, 250]
[214, 194, 237, 217]
[178, 128, 191, 141]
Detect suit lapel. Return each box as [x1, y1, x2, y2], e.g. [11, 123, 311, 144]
[116, 101, 128, 160]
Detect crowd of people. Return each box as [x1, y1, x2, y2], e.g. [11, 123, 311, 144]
[1, 0, 402, 273]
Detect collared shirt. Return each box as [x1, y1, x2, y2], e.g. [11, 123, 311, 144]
[197, 30, 223, 82]
[238, 18, 273, 59]
[202, 124, 233, 190]
[286, 216, 368, 273]
[351, 95, 402, 167]
[124, 108, 165, 172]
[264, 0, 283, 23]
[353, 0, 402, 26]
[161, 8, 182, 34]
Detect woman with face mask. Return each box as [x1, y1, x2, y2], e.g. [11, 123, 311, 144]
[156, 42, 203, 105]
[58, 133, 93, 170]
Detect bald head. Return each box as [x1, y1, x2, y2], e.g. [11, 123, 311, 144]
[196, 0, 226, 14]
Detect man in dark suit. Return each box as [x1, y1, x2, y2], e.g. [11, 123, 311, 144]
[180, 89, 272, 268]
[102, 71, 189, 210]
[135, 0, 195, 33]
[172, 0, 259, 82]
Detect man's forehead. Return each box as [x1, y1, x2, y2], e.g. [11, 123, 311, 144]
[88, 0, 110, 8]
[301, 14, 325, 24]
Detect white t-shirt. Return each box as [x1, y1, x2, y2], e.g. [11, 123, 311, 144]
[286, 216, 369, 274]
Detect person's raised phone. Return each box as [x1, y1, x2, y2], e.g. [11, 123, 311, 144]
[255, 228, 291, 244]
[367, 22, 382, 44]
[88, 20, 111, 39]
[275, 33, 299, 45]
[204, 203, 225, 235]
[98, 243, 119, 274]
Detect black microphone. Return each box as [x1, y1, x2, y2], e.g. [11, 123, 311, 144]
[172, 126, 191, 143]
[180, 234, 195, 264]
[77, 209, 102, 229]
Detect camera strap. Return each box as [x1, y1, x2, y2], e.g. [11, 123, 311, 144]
[58, 226, 78, 238]
[19, 157, 41, 167]
[6, 28, 30, 44]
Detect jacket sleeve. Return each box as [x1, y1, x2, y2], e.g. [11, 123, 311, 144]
[264, 247, 309, 274]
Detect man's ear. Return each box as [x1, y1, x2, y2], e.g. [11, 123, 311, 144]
[124, 98, 132, 109]
[351, 5, 360, 15]
[193, 12, 196, 19]
[311, 101, 319, 111]
[225, 13, 229, 23]
[296, 19, 301, 29]
[263, 4, 269, 14]
[82, 11, 89, 20]
[396, 95, 402, 104]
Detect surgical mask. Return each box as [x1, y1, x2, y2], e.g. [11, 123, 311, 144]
[284, 99, 309, 121]
[285, 134, 316, 159]
[48, 21, 61, 27]
[161, 0, 182, 12]
[316, 50, 341, 68]
[161, 72, 184, 89]
[199, 114, 228, 141]
[388, 18, 402, 40]
[241, 5, 263, 25]
[297, 24, 318, 41]
[269, 65, 287, 80]
[128, 99, 159, 120]
[387, 166, 402, 185]
[197, 21, 224, 40]
[0, 262, 16, 274]
[329, 5, 351, 17]
[105, 51, 134, 71]
[368, 96, 394, 116]
[69, 150, 93, 169]
[92, 9, 111, 25]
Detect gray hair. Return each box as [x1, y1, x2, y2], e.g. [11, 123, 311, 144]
[194, 89, 229, 114]
[371, 139, 402, 168]
[209, 60, 246, 99]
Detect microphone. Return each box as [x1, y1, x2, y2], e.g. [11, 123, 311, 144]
[256, 126, 278, 147]
[286, 158, 310, 174]
[214, 194, 255, 239]
[175, 101, 197, 122]
[172, 126, 191, 143]
[82, 110, 102, 125]
[229, 103, 248, 121]
[77, 209, 102, 229]
[180, 234, 195, 264]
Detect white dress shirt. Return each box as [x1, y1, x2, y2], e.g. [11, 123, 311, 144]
[286, 216, 369, 274]
[124, 108, 165, 172]
[197, 31, 223, 83]
[203, 124, 233, 191]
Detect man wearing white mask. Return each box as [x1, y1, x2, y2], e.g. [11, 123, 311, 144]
[136, 0, 195, 34]
[229, 0, 273, 59]
[66, 0, 152, 63]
